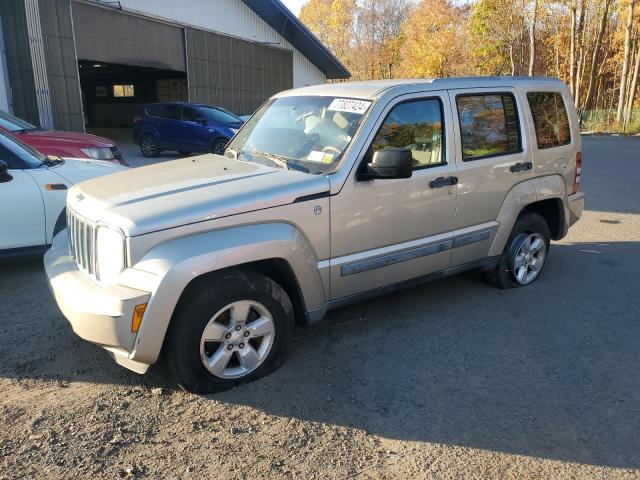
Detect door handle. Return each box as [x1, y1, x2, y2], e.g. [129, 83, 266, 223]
[509, 162, 532, 173]
[429, 176, 458, 188]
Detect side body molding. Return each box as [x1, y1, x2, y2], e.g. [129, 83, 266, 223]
[125, 223, 326, 365]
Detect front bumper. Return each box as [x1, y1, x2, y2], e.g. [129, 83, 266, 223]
[44, 230, 151, 372]
[568, 191, 585, 226]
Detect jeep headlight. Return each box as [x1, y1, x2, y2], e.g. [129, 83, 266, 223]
[96, 226, 125, 283]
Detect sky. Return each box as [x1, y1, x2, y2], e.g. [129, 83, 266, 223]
[281, 0, 305, 16]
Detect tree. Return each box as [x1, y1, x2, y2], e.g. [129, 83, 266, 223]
[299, 0, 357, 77]
[399, 0, 471, 78]
[528, 0, 539, 75]
[617, 0, 636, 122]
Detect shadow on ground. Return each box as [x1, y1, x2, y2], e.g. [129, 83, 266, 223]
[1, 239, 638, 469]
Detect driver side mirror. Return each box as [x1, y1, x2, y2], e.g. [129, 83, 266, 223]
[0, 160, 12, 183]
[195, 117, 208, 126]
[357, 149, 412, 181]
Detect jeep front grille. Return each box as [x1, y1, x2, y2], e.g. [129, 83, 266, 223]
[67, 209, 96, 275]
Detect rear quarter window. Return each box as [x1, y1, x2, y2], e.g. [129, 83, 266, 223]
[145, 104, 180, 120]
[526, 92, 571, 149]
[456, 93, 521, 161]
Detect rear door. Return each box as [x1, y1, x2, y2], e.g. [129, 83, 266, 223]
[448, 88, 533, 266]
[152, 104, 182, 149]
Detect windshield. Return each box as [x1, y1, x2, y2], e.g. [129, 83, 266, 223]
[0, 109, 37, 132]
[0, 130, 46, 168]
[226, 95, 372, 174]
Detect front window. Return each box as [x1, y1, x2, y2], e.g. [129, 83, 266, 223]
[196, 106, 242, 124]
[371, 98, 444, 169]
[226, 96, 372, 174]
[0, 130, 46, 169]
[0, 110, 37, 133]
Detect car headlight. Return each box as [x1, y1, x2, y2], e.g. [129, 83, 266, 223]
[80, 147, 115, 160]
[96, 226, 125, 283]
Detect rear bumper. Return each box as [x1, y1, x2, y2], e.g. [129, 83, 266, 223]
[568, 191, 585, 227]
[44, 230, 151, 373]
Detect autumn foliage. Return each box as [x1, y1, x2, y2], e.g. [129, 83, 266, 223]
[300, 0, 640, 132]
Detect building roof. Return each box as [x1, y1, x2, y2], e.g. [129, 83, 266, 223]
[240, 0, 350, 80]
[276, 76, 567, 99]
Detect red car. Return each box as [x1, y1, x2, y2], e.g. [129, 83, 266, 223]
[0, 110, 127, 166]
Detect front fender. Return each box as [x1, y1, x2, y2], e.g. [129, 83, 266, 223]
[125, 222, 325, 365]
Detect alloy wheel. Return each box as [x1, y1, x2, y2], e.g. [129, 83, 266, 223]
[199, 300, 275, 379]
[512, 233, 547, 285]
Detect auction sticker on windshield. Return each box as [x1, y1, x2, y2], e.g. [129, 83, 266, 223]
[328, 98, 371, 114]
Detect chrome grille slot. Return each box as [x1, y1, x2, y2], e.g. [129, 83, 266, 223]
[67, 208, 96, 275]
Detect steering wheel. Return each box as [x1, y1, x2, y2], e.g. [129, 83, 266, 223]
[322, 146, 342, 156]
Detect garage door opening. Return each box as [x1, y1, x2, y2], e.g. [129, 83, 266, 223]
[78, 60, 187, 128]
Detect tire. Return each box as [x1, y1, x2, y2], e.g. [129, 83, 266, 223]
[164, 270, 294, 394]
[211, 137, 228, 155]
[140, 134, 160, 157]
[486, 212, 551, 289]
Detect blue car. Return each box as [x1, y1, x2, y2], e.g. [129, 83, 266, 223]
[133, 102, 244, 157]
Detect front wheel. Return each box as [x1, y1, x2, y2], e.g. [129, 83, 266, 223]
[211, 137, 228, 155]
[486, 212, 551, 289]
[164, 270, 294, 394]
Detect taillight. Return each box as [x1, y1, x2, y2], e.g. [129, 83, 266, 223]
[572, 151, 582, 194]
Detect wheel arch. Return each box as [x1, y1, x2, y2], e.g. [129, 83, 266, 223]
[489, 175, 569, 256]
[126, 222, 326, 365]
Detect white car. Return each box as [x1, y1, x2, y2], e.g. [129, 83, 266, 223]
[0, 131, 127, 258]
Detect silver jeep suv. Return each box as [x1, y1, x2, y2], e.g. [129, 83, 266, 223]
[45, 77, 585, 393]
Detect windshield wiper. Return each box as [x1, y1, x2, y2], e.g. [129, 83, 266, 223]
[39, 156, 63, 167]
[249, 150, 290, 170]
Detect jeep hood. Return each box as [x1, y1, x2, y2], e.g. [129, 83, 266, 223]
[66, 154, 330, 236]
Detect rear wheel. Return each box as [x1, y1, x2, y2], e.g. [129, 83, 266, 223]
[486, 212, 551, 289]
[165, 270, 294, 394]
[140, 134, 160, 157]
[211, 137, 228, 155]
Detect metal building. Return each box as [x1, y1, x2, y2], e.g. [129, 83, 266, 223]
[0, 0, 349, 131]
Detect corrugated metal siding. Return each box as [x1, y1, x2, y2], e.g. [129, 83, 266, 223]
[0, 1, 39, 125]
[186, 27, 292, 115]
[39, 0, 84, 131]
[25, 0, 54, 129]
[72, 2, 186, 72]
[119, 0, 326, 87]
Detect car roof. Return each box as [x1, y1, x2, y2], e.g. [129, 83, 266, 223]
[275, 76, 567, 100]
[146, 102, 221, 108]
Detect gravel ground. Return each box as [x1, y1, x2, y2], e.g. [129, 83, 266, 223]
[1, 136, 639, 479]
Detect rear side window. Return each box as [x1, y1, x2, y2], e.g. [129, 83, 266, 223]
[371, 98, 445, 169]
[145, 104, 180, 120]
[456, 94, 521, 161]
[527, 92, 571, 149]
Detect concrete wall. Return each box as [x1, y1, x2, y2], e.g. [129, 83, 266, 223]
[117, 0, 326, 88]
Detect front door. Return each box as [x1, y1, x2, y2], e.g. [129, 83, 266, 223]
[180, 105, 212, 152]
[0, 169, 45, 249]
[329, 92, 457, 300]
